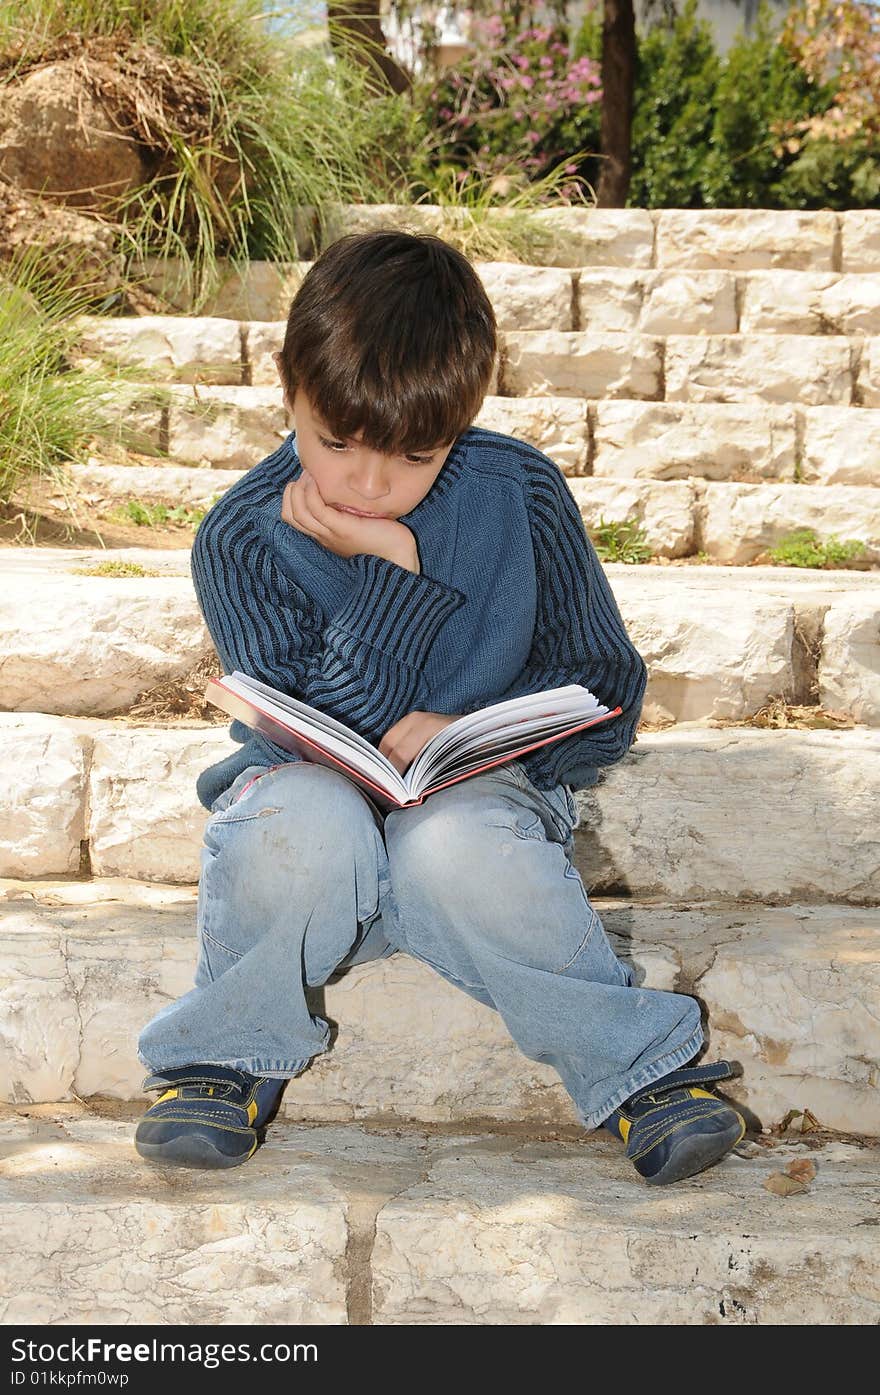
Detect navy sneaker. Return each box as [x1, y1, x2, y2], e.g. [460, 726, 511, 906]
[603, 1060, 746, 1186]
[134, 1064, 287, 1170]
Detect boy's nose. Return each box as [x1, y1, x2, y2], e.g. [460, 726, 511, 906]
[350, 453, 392, 499]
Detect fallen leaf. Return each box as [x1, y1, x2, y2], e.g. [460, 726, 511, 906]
[785, 1158, 817, 1183]
[763, 1171, 810, 1197]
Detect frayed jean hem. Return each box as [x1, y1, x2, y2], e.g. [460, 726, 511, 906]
[579, 1021, 705, 1132]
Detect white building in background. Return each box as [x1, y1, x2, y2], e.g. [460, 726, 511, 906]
[381, 1, 793, 70]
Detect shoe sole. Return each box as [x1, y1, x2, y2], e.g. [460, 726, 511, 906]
[641, 1117, 746, 1186]
[135, 1133, 258, 1170]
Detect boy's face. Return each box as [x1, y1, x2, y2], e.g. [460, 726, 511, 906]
[278, 363, 457, 521]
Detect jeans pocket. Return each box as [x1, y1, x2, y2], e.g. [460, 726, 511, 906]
[506, 761, 576, 847]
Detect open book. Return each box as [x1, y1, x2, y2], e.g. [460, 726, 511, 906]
[206, 672, 622, 811]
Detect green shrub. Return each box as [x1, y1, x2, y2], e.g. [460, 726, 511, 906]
[0, 249, 143, 504]
[106, 495, 220, 530]
[572, 0, 878, 209]
[590, 516, 652, 564]
[768, 527, 868, 568]
[1, 2, 423, 304]
[411, 5, 602, 199]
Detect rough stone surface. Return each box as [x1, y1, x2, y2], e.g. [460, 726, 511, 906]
[698, 914, 880, 1135]
[0, 716, 88, 877]
[665, 335, 853, 406]
[640, 269, 738, 335]
[577, 270, 737, 336]
[3, 553, 877, 725]
[840, 211, 880, 274]
[4, 880, 878, 1136]
[166, 383, 289, 466]
[54, 459, 245, 506]
[0, 63, 150, 211]
[0, 567, 211, 715]
[371, 1133, 880, 1324]
[475, 395, 588, 472]
[243, 319, 284, 386]
[502, 330, 661, 399]
[856, 338, 880, 408]
[576, 726, 880, 903]
[0, 1109, 381, 1324]
[3, 1107, 876, 1324]
[569, 476, 697, 557]
[698, 481, 880, 565]
[655, 210, 838, 271]
[739, 272, 880, 337]
[592, 400, 797, 481]
[7, 718, 874, 898]
[800, 407, 880, 486]
[819, 593, 880, 724]
[88, 728, 228, 881]
[611, 581, 798, 723]
[523, 207, 654, 268]
[75, 316, 243, 385]
[476, 262, 573, 330]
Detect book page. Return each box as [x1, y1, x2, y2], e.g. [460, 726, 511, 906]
[406, 685, 607, 789]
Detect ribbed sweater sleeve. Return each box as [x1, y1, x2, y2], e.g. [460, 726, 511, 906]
[465, 455, 648, 790]
[191, 508, 467, 766]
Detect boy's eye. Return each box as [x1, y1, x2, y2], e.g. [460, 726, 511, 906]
[320, 432, 437, 465]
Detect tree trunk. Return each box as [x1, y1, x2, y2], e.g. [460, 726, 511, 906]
[327, 2, 413, 96]
[597, 0, 637, 207]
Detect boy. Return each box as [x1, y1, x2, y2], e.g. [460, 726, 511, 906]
[135, 230, 746, 1185]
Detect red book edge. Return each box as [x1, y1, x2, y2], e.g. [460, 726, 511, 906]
[206, 677, 623, 811]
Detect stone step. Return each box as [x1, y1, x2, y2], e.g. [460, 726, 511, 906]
[32, 458, 880, 565]
[503, 331, 874, 406]
[74, 313, 880, 409]
[2, 551, 878, 722]
[1, 1104, 877, 1324]
[137, 254, 880, 334]
[259, 205, 880, 274]
[3, 878, 878, 1135]
[30, 390, 880, 487]
[2, 715, 877, 901]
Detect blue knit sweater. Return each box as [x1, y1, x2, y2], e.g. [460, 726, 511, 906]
[191, 426, 648, 812]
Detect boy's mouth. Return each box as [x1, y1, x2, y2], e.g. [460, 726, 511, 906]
[331, 503, 393, 518]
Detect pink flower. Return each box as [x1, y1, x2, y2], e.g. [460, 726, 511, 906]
[519, 73, 534, 90]
[527, 129, 541, 143]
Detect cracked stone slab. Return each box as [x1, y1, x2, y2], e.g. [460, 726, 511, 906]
[74, 316, 244, 385]
[0, 568, 212, 714]
[654, 210, 838, 272]
[841, 211, 880, 274]
[739, 272, 880, 337]
[4, 1106, 875, 1324]
[578, 269, 737, 335]
[0, 715, 89, 877]
[9, 556, 879, 724]
[800, 407, 880, 487]
[1, 882, 878, 1135]
[502, 330, 662, 399]
[575, 726, 880, 903]
[592, 401, 798, 482]
[372, 1133, 880, 1324]
[570, 476, 697, 557]
[0, 1107, 424, 1325]
[3, 719, 878, 896]
[699, 481, 880, 565]
[664, 335, 853, 406]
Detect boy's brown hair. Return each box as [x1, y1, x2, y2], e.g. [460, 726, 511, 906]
[277, 230, 497, 456]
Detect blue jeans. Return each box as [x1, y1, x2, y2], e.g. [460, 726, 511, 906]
[138, 759, 703, 1130]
